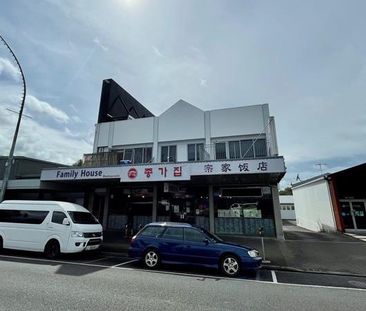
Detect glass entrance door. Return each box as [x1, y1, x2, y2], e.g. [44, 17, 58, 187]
[352, 202, 366, 230]
[340, 200, 366, 230]
[340, 201, 354, 229]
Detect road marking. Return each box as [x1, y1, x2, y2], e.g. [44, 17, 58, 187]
[112, 259, 139, 267]
[271, 270, 278, 283]
[1, 254, 366, 292]
[84, 257, 108, 264]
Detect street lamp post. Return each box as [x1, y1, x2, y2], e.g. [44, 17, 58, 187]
[0, 34, 26, 202]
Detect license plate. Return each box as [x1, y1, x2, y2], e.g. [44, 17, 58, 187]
[86, 245, 99, 250]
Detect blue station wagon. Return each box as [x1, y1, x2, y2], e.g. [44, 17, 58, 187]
[129, 222, 262, 277]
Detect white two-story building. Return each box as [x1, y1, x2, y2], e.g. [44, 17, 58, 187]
[41, 79, 286, 238]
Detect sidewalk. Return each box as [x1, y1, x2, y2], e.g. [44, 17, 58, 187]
[101, 228, 366, 276]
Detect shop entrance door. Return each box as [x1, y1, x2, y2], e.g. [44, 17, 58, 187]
[340, 200, 366, 231]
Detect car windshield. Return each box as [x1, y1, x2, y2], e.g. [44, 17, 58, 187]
[200, 228, 223, 243]
[67, 211, 99, 224]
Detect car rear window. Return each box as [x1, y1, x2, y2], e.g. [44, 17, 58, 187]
[161, 227, 184, 240]
[139, 226, 165, 237]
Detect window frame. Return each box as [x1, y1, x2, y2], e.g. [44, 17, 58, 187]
[187, 143, 205, 161]
[161, 145, 177, 163]
[51, 211, 68, 225]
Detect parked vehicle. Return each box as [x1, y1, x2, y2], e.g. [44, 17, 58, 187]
[129, 222, 262, 277]
[0, 200, 103, 258]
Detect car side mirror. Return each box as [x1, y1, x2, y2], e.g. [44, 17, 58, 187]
[203, 238, 210, 245]
[62, 218, 70, 226]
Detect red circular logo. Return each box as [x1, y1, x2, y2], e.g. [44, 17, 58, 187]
[128, 168, 137, 179]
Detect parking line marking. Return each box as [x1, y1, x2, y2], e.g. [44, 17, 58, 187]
[84, 257, 108, 264]
[1, 254, 366, 292]
[271, 270, 278, 283]
[112, 259, 139, 267]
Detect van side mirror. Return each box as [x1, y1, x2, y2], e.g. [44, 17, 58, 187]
[62, 218, 70, 226]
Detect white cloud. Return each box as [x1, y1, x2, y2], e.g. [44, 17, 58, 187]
[0, 112, 92, 164]
[0, 57, 19, 81]
[71, 115, 82, 123]
[200, 79, 207, 87]
[26, 95, 70, 123]
[93, 37, 108, 52]
[152, 46, 163, 58]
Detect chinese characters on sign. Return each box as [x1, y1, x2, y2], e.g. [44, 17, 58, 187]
[238, 163, 249, 172]
[221, 163, 231, 172]
[204, 164, 213, 173]
[257, 161, 268, 171]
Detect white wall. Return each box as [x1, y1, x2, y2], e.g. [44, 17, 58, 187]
[293, 179, 336, 232]
[158, 100, 205, 142]
[93, 101, 277, 161]
[210, 104, 269, 138]
[94, 117, 154, 151]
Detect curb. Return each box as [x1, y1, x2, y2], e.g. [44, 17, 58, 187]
[262, 264, 366, 278]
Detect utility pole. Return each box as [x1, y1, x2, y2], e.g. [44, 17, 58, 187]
[0, 34, 26, 202]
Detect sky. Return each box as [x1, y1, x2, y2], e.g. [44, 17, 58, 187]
[0, 0, 366, 188]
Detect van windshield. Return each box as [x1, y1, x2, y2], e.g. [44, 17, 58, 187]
[67, 212, 99, 224]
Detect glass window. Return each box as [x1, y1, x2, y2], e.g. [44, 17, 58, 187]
[169, 145, 177, 162]
[52, 211, 67, 224]
[117, 151, 124, 164]
[196, 143, 204, 161]
[161, 146, 168, 162]
[184, 228, 206, 242]
[139, 226, 165, 237]
[68, 212, 99, 224]
[188, 144, 196, 161]
[124, 149, 133, 161]
[215, 142, 226, 160]
[134, 148, 143, 164]
[161, 227, 183, 240]
[0, 210, 49, 224]
[240, 140, 254, 158]
[229, 141, 240, 159]
[161, 146, 177, 162]
[254, 139, 267, 157]
[188, 143, 204, 161]
[144, 147, 152, 163]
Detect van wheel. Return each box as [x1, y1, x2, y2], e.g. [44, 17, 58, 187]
[44, 240, 60, 259]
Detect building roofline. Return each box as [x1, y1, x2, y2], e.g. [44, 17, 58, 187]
[0, 156, 67, 167]
[291, 173, 329, 189]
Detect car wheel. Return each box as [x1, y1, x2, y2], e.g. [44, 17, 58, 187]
[143, 249, 160, 269]
[44, 240, 60, 259]
[0, 236, 3, 253]
[220, 254, 241, 277]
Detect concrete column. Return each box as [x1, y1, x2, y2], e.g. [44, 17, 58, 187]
[271, 185, 284, 239]
[152, 184, 158, 222]
[208, 185, 215, 233]
[87, 191, 94, 212]
[204, 111, 212, 160]
[152, 117, 159, 163]
[102, 189, 110, 230]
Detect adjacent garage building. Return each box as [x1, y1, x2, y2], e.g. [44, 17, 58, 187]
[292, 163, 366, 233]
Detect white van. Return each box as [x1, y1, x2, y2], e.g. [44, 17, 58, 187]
[0, 200, 103, 258]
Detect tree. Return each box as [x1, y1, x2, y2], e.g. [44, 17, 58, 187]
[72, 159, 83, 167]
[279, 187, 292, 195]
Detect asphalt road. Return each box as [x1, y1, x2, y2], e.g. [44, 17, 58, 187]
[0, 251, 366, 311]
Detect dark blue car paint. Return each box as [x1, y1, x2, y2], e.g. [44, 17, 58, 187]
[128, 223, 262, 271]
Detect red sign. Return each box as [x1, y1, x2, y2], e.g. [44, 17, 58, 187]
[128, 168, 137, 179]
